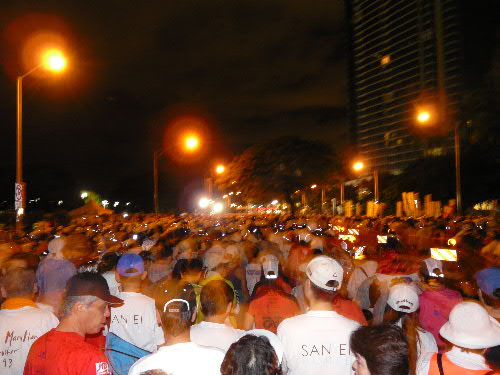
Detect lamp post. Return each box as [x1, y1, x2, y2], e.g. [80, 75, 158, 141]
[15, 50, 66, 234]
[416, 111, 462, 214]
[153, 134, 200, 214]
[352, 161, 379, 203]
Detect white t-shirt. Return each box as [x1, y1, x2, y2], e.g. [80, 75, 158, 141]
[109, 291, 164, 352]
[190, 321, 244, 352]
[277, 310, 359, 375]
[128, 342, 224, 375]
[0, 306, 59, 375]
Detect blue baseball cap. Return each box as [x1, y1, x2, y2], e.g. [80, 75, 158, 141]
[117, 253, 145, 276]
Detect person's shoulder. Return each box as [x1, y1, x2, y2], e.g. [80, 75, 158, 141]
[334, 313, 362, 330]
[277, 313, 306, 331]
[191, 343, 225, 360]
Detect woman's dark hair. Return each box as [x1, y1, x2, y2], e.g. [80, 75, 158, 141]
[350, 325, 409, 375]
[221, 335, 282, 375]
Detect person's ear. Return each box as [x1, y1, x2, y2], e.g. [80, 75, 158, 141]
[225, 302, 233, 315]
[74, 301, 86, 314]
[141, 271, 147, 281]
[115, 271, 121, 283]
[191, 304, 198, 323]
[0, 286, 6, 299]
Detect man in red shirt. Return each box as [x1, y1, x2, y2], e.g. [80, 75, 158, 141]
[24, 272, 123, 375]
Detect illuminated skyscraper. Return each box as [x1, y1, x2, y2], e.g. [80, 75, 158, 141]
[346, 0, 463, 171]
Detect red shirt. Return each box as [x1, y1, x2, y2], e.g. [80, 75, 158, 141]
[24, 329, 110, 375]
[249, 287, 300, 334]
[332, 297, 368, 326]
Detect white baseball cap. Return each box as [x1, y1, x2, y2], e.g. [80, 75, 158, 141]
[439, 301, 500, 349]
[387, 283, 419, 313]
[262, 254, 279, 279]
[306, 256, 343, 291]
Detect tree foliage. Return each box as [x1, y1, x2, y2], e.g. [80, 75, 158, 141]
[215, 137, 338, 210]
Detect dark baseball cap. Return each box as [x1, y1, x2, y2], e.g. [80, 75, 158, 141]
[66, 272, 123, 305]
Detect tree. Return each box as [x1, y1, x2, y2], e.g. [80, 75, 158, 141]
[215, 137, 339, 213]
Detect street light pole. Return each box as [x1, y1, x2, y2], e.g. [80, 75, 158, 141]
[454, 123, 462, 215]
[15, 64, 45, 234]
[373, 169, 379, 203]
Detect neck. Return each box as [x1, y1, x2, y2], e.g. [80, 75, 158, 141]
[56, 315, 86, 337]
[121, 284, 141, 293]
[308, 299, 335, 311]
[206, 313, 227, 324]
[164, 331, 190, 346]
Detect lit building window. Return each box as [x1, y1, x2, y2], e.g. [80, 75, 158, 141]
[381, 55, 391, 66]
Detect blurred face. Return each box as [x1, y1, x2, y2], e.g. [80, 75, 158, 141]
[82, 298, 110, 335]
[353, 354, 370, 375]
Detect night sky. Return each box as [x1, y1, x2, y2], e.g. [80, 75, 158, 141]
[0, 0, 348, 211]
[0, 1, 497, 212]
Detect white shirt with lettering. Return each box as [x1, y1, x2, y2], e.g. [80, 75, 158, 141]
[277, 310, 359, 375]
[0, 306, 59, 375]
[128, 342, 224, 375]
[190, 321, 244, 352]
[109, 291, 164, 352]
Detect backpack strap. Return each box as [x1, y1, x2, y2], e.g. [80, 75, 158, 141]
[437, 353, 445, 375]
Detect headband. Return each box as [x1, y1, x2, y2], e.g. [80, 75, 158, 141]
[163, 298, 190, 313]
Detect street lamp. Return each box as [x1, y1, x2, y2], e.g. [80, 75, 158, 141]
[153, 134, 202, 214]
[15, 49, 67, 234]
[184, 135, 200, 151]
[417, 111, 431, 124]
[416, 110, 462, 214]
[215, 164, 225, 175]
[352, 161, 364, 172]
[353, 160, 380, 203]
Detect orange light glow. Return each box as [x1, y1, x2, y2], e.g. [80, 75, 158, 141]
[215, 164, 225, 174]
[42, 49, 66, 72]
[184, 135, 200, 151]
[353, 161, 364, 172]
[417, 111, 431, 124]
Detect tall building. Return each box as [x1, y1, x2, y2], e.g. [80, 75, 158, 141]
[346, 0, 463, 171]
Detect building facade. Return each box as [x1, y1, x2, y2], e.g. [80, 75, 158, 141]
[346, 0, 463, 171]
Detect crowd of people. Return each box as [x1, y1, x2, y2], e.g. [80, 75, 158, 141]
[0, 212, 499, 375]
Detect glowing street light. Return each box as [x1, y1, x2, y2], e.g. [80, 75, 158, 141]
[199, 197, 210, 209]
[212, 202, 224, 214]
[353, 161, 364, 172]
[42, 49, 67, 72]
[417, 111, 431, 124]
[310, 184, 317, 189]
[80, 192, 88, 199]
[184, 135, 200, 151]
[271, 200, 279, 205]
[215, 164, 225, 174]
